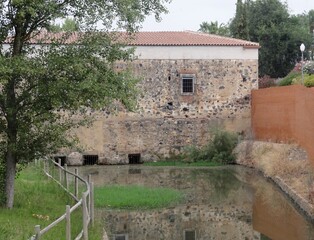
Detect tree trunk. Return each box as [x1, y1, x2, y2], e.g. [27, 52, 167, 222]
[2, 21, 23, 209]
[5, 76, 18, 209]
[5, 150, 16, 209]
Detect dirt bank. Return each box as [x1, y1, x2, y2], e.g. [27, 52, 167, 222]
[235, 141, 314, 220]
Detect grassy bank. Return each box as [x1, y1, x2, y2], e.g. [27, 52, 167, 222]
[0, 163, 102, 240]
[235, 141, 314, 205]
[95, 185, 183, 209]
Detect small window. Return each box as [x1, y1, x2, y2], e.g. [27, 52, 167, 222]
[181, 74, 195, 94]
[184, 230, 196, 240]
[113, 234, 128, 240]
[83, 155, 98, 165]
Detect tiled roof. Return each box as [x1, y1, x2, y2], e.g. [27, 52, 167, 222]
[119, 31, 259, 47]
[4, 30, 259, 48]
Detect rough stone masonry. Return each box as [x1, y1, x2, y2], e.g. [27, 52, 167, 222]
[71, 58, 258, 164]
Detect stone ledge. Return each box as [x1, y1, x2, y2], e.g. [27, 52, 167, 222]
[272, 176, 314, 220]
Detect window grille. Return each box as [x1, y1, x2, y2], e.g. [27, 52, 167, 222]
[181, 74, 195, 94]
[184, 230, 196, 240]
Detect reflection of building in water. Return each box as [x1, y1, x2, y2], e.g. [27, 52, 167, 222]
[82, 166, 314, 240]
[102, 204, 261, 240]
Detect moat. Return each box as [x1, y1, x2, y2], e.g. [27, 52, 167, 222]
[78, 165, 314, 240]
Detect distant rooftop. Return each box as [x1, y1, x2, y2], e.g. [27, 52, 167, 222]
[3, 30, 259, 48]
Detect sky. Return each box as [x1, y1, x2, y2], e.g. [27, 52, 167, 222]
[140, 0, 314, 31]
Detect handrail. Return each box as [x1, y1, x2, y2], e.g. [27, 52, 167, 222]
[30, 158, 94, 240]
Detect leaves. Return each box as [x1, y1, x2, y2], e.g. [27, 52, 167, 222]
[230, 0, 313, 78]
[0, 0, 171, 207]
[199, 21, 230, 36]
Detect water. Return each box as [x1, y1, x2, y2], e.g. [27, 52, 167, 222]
[78, 165, 314, 240]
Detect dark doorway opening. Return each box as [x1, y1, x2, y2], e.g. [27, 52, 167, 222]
[54, 156, 66, 166]
[83, 155, 98, 165]
[128, 154, 141, 164]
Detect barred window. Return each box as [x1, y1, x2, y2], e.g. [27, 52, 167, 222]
[181, 74, 195, 94]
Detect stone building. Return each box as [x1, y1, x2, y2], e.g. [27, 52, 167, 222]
[74, 31, 259, 165]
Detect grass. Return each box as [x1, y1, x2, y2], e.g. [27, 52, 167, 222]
[0, 163, 102, 240]
[95, 185, 183, 209]
[235, 141, 314, 203]
[143, 160, 222, 167]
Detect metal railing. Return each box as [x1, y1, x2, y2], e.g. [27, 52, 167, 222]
[30, 158, 94, 240]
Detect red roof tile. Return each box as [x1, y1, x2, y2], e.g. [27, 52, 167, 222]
[4, 30, 259, 48]
[119, 31, 259, 47]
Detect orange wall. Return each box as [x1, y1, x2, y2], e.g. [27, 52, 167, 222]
[252, 85, 314, 165]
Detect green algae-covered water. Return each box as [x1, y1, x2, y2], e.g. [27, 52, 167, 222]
[78, 165, 314, 240]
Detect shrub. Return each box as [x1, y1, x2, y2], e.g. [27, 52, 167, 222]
[184, 129, 238, 164]
[258, 75, 275, 89]
[278, 72, 301, 86]
[304, 74, 314, 87]
[304, 61, 314, 75]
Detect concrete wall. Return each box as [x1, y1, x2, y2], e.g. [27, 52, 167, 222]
[252, 85, 314, 165]
[134, 46, 258, 60]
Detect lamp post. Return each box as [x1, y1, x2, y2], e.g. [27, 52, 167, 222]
[300, 43, 305, 85]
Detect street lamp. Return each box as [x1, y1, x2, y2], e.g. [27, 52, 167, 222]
[300, 43, 305, 85]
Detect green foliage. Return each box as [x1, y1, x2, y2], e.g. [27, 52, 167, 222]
[0, 42, 139, 164]
[304, 75, 314, 87]
[95, 185, 183, 210]
[199, 21, 230, 36]
[278, 71, 314, 87]
[0, 163, 102, 240]
[184, 129, 238, 165]
[230, 0, 249, 40]
[48, 18, 80, 32]
[0, 0, 171, 208]
[278, 72, 301, 86]
[230, 0, 312, 78]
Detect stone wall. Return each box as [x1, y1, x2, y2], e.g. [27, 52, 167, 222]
[71, 58, 258, 164]
[117, 59, 258, 119]
[102, 204, 259, 240]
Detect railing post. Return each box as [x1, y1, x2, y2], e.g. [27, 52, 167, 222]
[34, 225, 41, 240]
[58, 158, 62, 183]
[75, 168, 78, 198]
[66, 205, 71, 240]
[90, 182, 94, 226]
[46, 159, 49, 176]
[64, 164, 68, 189]
[88, 175, 91, 214]
[82, 192, 89, 240]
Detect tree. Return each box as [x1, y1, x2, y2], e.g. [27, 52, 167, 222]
[48, 18, 80, 32]
[230, 0, 249, 40]
[231, 0, 312, 78]
[199, 21, 230, 36]
[0, 0, 171, 209]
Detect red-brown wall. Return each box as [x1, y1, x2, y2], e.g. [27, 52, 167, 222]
[252, 85, 314, 165]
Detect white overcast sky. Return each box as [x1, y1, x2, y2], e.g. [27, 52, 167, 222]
[140, 0, 314, 31]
